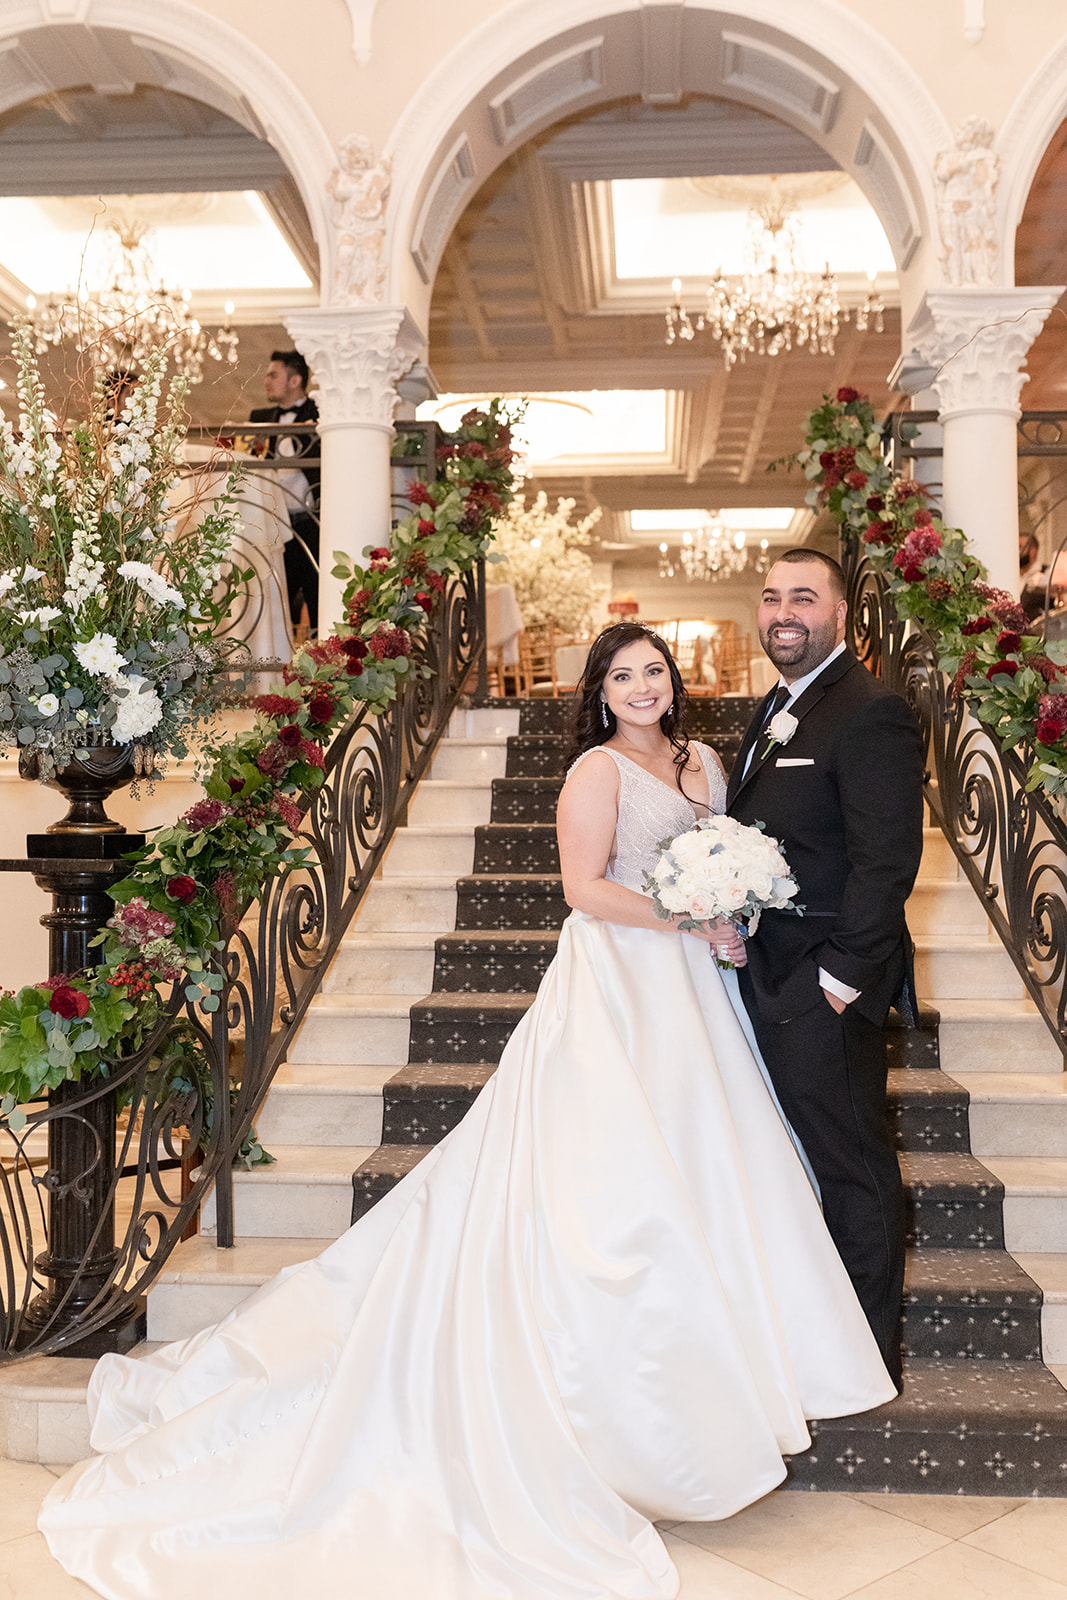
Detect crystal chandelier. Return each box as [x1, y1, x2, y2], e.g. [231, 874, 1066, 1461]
[664, 196, 884, 371]
[25, 221, 239, 386]
[672, 519, 773, 584]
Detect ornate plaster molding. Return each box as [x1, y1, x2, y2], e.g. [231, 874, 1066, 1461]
[934, 117, 999, 287]
[907, 287, 1064, 420]
[326, 134, 392, 305]
[341, 0, 379, 66]
[282, 306, 424, 432]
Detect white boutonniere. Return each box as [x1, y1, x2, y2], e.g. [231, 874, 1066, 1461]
[762, 708, 799, 759]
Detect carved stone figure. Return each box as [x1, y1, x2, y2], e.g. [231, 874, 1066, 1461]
[327, 134, 393, 304]
[934, 116, 999, 287]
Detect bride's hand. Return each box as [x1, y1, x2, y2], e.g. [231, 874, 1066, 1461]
[682, 917, 747, 967]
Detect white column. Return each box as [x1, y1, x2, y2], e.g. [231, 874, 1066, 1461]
[282, 306, 424, 630]
[907, 288, 1062, 594]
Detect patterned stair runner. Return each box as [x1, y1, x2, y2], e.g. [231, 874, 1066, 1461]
[350, 696, 1067, 1496]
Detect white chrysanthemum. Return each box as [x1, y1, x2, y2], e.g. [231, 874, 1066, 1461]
[20, 605, 62, 628]
[118, 560, 185, 611]
[111, 676, 163, 741]
[75, 633, 128, 677]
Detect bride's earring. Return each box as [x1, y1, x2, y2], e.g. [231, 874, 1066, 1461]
[600, 698, 609, 729]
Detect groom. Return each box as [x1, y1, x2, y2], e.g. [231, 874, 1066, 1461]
[727, 549, 924, 1390]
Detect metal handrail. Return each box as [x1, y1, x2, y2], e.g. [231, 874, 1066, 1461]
[841, 538, 1067, 1062]
[0, 565, 487, 1359]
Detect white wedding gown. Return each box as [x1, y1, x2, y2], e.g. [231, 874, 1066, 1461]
[40, 742, 895, 1600]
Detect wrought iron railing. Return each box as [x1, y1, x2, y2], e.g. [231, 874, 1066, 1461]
[0, 566, 485, 1360]
[842, 539, 1067, 1061]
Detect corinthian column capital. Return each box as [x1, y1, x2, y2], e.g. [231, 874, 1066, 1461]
[281, 306, 424, 433]
[907, 288, 1063, 421]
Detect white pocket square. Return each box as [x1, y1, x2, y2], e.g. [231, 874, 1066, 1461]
[775, 757, 815, 767]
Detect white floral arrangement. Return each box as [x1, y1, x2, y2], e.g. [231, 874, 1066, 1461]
[643, 814, 803, 965]
[0, 322, 243, 777]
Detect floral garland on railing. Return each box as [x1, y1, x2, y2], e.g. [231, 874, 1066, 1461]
[797, 387, 1067, 799]
[0, 402, 519, 1150]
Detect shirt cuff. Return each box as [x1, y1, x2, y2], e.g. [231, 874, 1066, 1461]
[819, 968, 861, 1004]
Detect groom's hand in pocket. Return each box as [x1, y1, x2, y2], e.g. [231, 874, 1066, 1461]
[821, 987, 848, 1015]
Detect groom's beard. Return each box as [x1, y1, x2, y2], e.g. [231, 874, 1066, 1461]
[759, 615, 840, 678]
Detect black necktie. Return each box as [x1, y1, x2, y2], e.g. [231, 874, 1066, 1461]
[759, 683, 791, 731]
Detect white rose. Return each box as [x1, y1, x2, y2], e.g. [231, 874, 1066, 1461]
[657, 883, 689, 914]
[768, 709, 798, 746]
[686, 890, 717, 920]
[722, 882, 749, 910]
[36, 693, 59, 716]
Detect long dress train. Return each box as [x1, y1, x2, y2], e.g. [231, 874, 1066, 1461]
[39, 742, 895, 1599]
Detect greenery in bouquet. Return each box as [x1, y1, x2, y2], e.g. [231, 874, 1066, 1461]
[0, 322, 242, 778]
[797, 387, 1067, 799]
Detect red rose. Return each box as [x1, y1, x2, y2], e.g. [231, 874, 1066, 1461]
[407, 482, 434, 507]
[846, 471, 868, 490]
[986, 661, 1019, 681]
[417, 519, 435, 535]
[819, 451, 834, 469]
[1036, 718, 1066, 745]
[166, 875, 198, 905]
[342, 637, 368, 663]
[415, 592, 433, 613]
[996, 630, 1022, 654]
[227, 775, 245, 795]
[368, 547, 390, 561]
[866, 496, 885, 512]
[278, 724, 303, 748]
[307, 694, 334, 725]
[49, 985, 90, 1020]
[961, 617, 995, 636]
[836, 386, 860, 404]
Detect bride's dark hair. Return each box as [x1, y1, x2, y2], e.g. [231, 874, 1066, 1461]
[565, 622, 695, 796]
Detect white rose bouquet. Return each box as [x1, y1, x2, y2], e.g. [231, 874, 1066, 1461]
[642, 814, 803, 967]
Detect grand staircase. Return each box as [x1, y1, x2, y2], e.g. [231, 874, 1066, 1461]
[6, 695, 1067, 1494]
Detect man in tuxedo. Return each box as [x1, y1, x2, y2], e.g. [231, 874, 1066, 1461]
[726, 549, 924, 1389]
[249, 350, 320, 636]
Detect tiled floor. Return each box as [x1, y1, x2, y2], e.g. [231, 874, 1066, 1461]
[5, 1460, 1067, 1599]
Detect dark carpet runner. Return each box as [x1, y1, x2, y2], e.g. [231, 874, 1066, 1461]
[351, 695, 1067, 1496]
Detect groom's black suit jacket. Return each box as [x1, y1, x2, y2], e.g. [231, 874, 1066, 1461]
[725, 650, 924, 1027]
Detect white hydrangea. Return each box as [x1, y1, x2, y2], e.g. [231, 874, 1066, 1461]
[118, 560, 185, 611]
[111, 676, 163, 741]
[75, 633, 128, 677]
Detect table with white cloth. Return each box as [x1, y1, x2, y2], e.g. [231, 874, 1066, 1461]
[486, 583, 524, 665]
[175, 450, 294, 669]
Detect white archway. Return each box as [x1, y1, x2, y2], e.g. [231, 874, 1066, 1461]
[998, 28, 1067, 286]
[384, 0, 953, 328]
[0, 0, 337, 295]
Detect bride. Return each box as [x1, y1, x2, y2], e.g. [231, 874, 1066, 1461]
[40, 622, 896, 1600]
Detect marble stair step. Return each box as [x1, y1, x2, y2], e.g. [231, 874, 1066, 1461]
[433, 930, 560, 992]
[407, 779, 494, 826]
[407, 991, 533, 1063]
[934, 997, 1063, 1073]
[447, 706, 522, 740]
[785, 1358, 1067, 1496]
[915, 826, 961, 880]
[430, 737, 510, 783]
[200, 1145, 377, 1238]
[253, 1063, 397, 1146]
[381, 823, 476, 878]
[455, 873, 567, 930]
[473, 822, 559, 875]
[289, 994, 414, 1066]
[1012, 1253, 1067, 1364]
[348, 875, 458, 933]
[324, 931, 438, 994]
[914, 935, 1026, 1000]
[902, 1248, 1042, 1360]
[147, 1236, 332, 1343]
[979, 1155, 1067, 1252]
[906, 878, 993, 936]
[951, 1073, 1067, 1159]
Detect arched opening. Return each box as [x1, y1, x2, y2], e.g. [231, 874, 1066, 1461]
[397, 0, 947, 663]
[0, 14, 333, 423]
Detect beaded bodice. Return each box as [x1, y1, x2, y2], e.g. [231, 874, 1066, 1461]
[568, 742, 726, 892]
